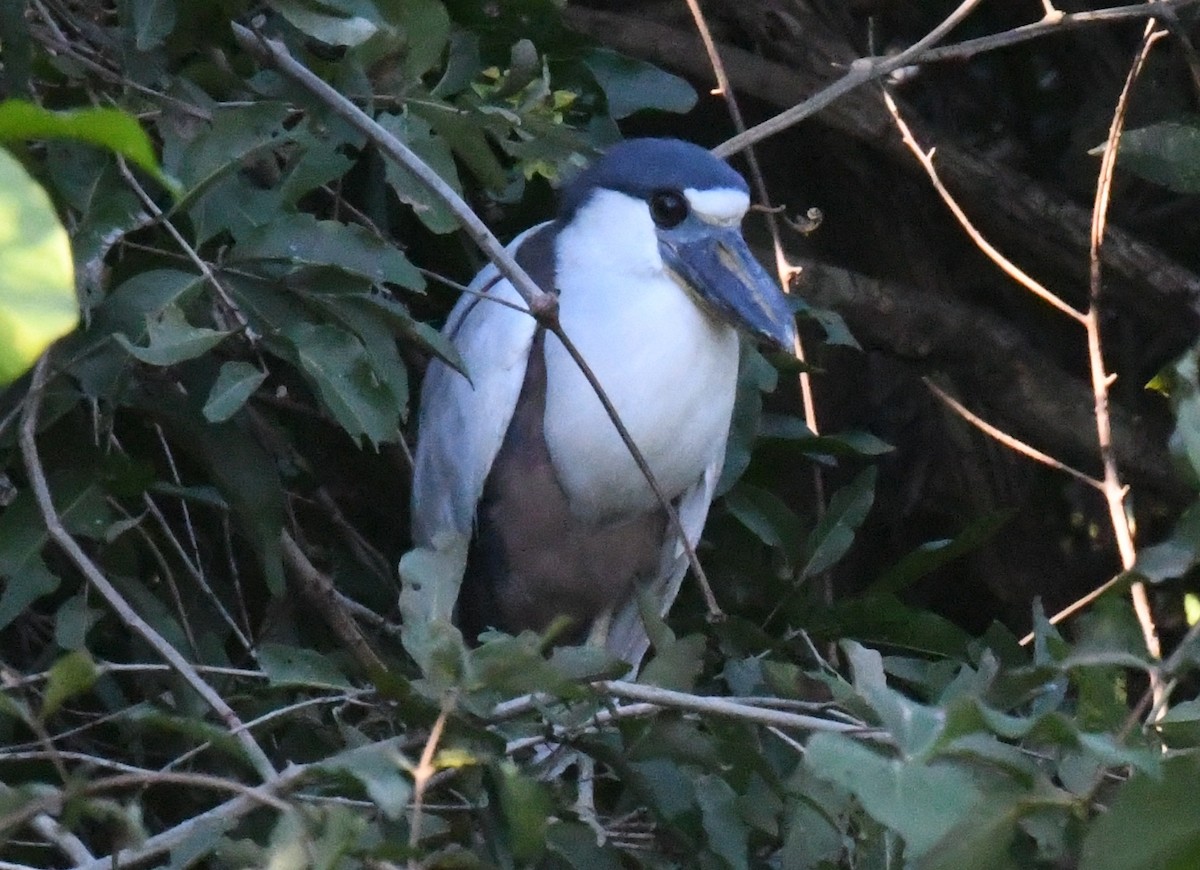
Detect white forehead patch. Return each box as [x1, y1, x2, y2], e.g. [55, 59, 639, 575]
[684, 187, 750, 225]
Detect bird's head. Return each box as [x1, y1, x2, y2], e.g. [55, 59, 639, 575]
[558, 138, 797, 352]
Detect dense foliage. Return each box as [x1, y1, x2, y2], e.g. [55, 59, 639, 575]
[4, 1, 1200, 868]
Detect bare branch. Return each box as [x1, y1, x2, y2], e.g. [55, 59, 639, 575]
[1087, 22, 1168, 695]
[19, 357, 278, 783]
[881, 90, 1086, 325]
[923, 378, 1103, 490]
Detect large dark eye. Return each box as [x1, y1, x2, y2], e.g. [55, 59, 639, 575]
[649, 189, 689, 228]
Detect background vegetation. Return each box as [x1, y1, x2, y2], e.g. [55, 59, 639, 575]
[3, 0, 1200, 867]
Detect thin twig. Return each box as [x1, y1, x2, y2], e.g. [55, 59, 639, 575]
[593, 680, 888, 738]
[19, 357, 278, 783]
[882, 90, 1085, 324]
[71, 763, 310, 870]
[713, 0, 1200, 157]
[715, 0, 985, 158]
[1087, 21, 1167, 707]
[408, 700, 452, 868]
[924, 378, 1103, 490]
[29, 813, 93, 865]
[910, 0, 1198, 65]
[545, 320, 721, 616]
[683, 0, 829, 607]
[1018, 573, 1124, 646]
[115, 159, 253, 337]
[280, 530, 389, 675]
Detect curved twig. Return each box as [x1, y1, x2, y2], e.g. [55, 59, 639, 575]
[19, 357, 278, 783]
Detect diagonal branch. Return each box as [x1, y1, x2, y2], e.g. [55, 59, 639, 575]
[1087, 21, 1168, 698]
[19, 357, 278, 783]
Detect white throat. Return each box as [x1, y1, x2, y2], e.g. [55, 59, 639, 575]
[541, 189, 739, 522]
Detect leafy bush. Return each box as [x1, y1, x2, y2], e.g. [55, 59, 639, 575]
[3, 2, 1200, 868]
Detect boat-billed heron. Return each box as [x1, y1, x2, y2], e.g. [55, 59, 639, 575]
[411, 138, 795, 655]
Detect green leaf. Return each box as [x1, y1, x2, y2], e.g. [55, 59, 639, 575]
[378, 112, 461, 234]
[919, 795, 1022, 870]
[495, 760, 552, 863]
[582, 49, 697, 119]
[41, 649, 98, 720]
[380, 0, 451, 79]
[0, 491, 61, 630]
[116, 305, 230, 366]
[55, 594, 100, 650]
[1134, 499, 1200, 582]
[1111, 119, 1200, 194]
[284, 321, 402, 446]
[320, 740, 412, 820]
[168, 102, 291, 211]
[259, 642, 354, 690]
[695, 775, 750, 870]
[0, 100, 169, 189]
[544, 822, 623, 870]
[0, 148, 78, 383]
[844, 641, 945, 756]
[805, 732, 983, 858]
[1080, 754, 1200, 870]
[871, 512, 1011, 595]
[233, 213, 424, 290]
[130, 0, 177, 50]
[759, 416, 893, 458]
[800, 467, 876, 579]
[641, 634, 706, 692]
[718, 344, 776, 494]
[629, 758, 697, 823]
[268, 0, 380, 46]
[780, 796, 844, 870]
[724, 482, 803, 561]
[203, 361, 267, 423]
[398, 541, 468, 678]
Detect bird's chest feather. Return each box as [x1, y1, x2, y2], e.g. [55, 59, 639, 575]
[541, 270, 739, 523]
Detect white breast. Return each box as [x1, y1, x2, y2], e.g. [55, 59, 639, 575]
[542, 189, 739, 523]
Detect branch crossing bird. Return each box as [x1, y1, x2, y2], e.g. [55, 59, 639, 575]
[410, 138, 796, 661]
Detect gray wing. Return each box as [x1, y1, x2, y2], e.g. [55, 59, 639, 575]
[603, 441, 726, 667]
[410, 227, 546, 553]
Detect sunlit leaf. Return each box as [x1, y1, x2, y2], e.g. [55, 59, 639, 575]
[41, 649, 98, 720]
[0, 148, 77, 383]
[0, 100, 169, 188]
